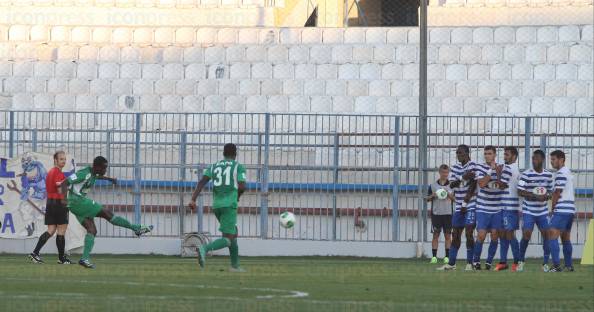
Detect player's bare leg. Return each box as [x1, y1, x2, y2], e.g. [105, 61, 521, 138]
[430, 230, 440, 264]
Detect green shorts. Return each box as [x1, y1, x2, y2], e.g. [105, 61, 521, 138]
[67, 196, 103, 224]
[214, 206, 237, 235]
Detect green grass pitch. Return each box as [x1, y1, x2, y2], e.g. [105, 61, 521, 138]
[0, 255, 592, 312]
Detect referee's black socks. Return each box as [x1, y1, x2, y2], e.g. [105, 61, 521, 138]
[33, 231, 51, 255]
[56, 235, 66, 259]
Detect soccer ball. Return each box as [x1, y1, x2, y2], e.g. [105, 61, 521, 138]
[280, 211, 296, 229]
[435, 188, 448, 200]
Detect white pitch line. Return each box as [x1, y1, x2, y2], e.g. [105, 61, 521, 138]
[2, 277, 309, 299]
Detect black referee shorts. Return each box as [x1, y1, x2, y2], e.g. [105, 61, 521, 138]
[431, 214, 452, 234]
[45, 199, 69, 225]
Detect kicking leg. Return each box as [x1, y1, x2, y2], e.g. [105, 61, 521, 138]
[97, 208, 151, 236]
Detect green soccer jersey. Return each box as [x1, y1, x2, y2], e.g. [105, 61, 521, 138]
[67, 166, 98, 199]
[204, 159, 246, 209]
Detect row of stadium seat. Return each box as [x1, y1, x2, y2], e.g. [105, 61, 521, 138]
[1, 25, 592, 45]
[2, 62, 592, 84]
[5, 93, 592, 115]
[0, 0, 273, 8]
[1, 44, 591, 65]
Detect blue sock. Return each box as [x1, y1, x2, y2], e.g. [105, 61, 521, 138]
[520, 238, 529, 262]
[473, 240, 483, 263]
[448, 245, 458, 266]
[543, 239, 550, 265]
[466, 247, 473, 264]
[549, 239, 560, 266]
[487, 239, 498, 264]
[510, 238, 520, 263]
[562, 240, 573, 267]
[499, 238, 509, 264]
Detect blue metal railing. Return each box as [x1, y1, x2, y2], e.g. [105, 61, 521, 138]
[1, 111, 592, 243]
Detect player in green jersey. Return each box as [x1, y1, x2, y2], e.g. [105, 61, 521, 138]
[189, 143, 247, 272]
[61, 156, 153, 269]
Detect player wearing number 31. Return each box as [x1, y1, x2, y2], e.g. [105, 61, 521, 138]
[189, 143, 247, 273]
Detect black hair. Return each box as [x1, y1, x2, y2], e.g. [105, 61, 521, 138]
[223, 143, 237, 158]
[533, 150, 546, 159]
[504, 146, 518, 157]
[457, 144, 470, 154]
[93, 156, 108, 167]
[550, 150, 565, 160]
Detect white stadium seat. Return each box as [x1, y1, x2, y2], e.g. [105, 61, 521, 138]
[71, 27, 91, 43]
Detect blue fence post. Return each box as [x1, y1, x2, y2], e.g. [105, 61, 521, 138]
[332, 132, 339, 241]
[133, 113, 142, 225]
[179, 131, 187, 237]
[8, 111, 14, 158]
[540, 134, 547, 169]
[524, 117, 532, 170]
[260, 113, 270, 239]
[105, 129, 112, 162]
[31, 129, 37, 152]
[392, 117, 400, 242]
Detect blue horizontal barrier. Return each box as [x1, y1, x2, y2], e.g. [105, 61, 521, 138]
[95, 179, 592, 196]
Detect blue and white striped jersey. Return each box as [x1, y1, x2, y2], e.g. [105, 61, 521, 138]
[501, 162, 520, 211]
[474, 162, 511, 214]
[553, 166, 575, 214]
[449, 160, 477, 212]
[517, 168, 553, 216]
